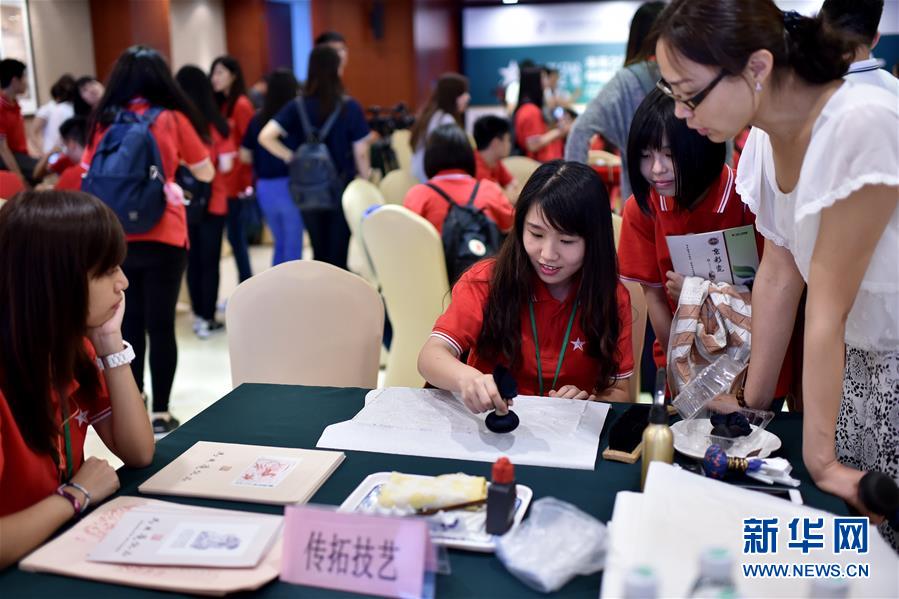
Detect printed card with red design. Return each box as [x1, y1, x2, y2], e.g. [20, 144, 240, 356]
[233, 456, 298, 488]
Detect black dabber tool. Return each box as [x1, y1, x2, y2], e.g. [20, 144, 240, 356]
[859, 471, 899, 532]
[486, 364, 520, 433]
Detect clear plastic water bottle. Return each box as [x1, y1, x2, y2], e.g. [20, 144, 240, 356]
[673, 352, 748, 420]
[623, 565, 657, 599]
[688, 547, 738, 598]
[808, 577, 850, 598]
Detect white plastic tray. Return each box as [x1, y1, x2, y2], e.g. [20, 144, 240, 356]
[338, 472, 533, 553]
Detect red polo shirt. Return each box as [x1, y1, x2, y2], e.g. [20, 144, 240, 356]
[54, 165, 86, 191]
[0, 170, 24, 199]
[403, 170, 514, 234]
[0, 95, 28, 154]
[475, 151, 513, 188]
[82, 98, 209, 247]
[514, 103, 562, 162]
[432, 260, 634, 396]
[207, 126, 234, 216]
[0, 341, 111, 517]
[220, 95, 254, 197]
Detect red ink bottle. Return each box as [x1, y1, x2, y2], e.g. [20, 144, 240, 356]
[486, 457, 516, 535]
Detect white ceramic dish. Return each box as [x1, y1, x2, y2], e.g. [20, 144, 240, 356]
[670, 419, 782, 460]
[338, 472, 533, 553]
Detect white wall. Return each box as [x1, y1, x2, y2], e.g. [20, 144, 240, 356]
[169, 0, 227, 73]
[29, 0, 96, 106]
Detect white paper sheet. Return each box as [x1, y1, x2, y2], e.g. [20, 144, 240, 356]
[88, 508, 282, 568]
[316, 387, 609, 470]
[601, 463, 899, 598]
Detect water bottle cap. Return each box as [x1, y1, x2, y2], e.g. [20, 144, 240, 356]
[699, 547, 733, 581]
[624, 565, 657, 598]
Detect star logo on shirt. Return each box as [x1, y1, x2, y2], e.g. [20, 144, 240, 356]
[571, 338, 586, 351]
[74, 408, 89, 427]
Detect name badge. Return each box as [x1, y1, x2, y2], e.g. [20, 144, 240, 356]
[280, 504, 436, 598]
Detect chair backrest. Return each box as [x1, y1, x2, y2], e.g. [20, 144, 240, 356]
[391, 129, 413, 173]
[342, 179, 384, 284]
[226, 260, 384, 388]
[361, 205, 450, 387]
[612, 213, 647, 402]
[501, 156, 541, 187]
[378, 168, 419, 205]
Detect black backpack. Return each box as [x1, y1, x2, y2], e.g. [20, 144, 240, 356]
[288, 97, 344, 211]
[175, 165, 212, 225]
[426, 181, 501, 284]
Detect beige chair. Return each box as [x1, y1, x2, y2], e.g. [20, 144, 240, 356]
[226, 260, 384, 388]
[612, 213, 648, 402]
[501, 156, 541, 187]
[378, 168, 420, 205]
[361, 205, 450, 387]
[342, 179, 384, 284]
[391, 129, 413, 173]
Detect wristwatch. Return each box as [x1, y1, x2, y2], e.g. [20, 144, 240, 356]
[96, 341, 136, 371]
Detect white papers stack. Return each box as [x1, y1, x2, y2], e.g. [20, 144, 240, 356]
[601, 463, 899, 598]
[89, 508, 282, 568]
[316, 387, 610, 470]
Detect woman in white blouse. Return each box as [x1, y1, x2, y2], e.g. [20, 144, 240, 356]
[654, 0, 898, 548]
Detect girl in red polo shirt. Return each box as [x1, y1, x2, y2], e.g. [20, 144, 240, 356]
[211, 55, 255, 283]
[403, 124, 513, 235]
[83, 47, 213, 436]
[418, 161, 633, 413]
[0, 190, 155, 568]
[618, 90, 792, 399]
[514, 67, 568, 162]
[176, 65, 234, 339]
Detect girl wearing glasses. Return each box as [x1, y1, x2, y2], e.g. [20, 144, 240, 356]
[418, 161, 634, 413]
[655, 0, 898, 547]
[618, 90, 789, 384]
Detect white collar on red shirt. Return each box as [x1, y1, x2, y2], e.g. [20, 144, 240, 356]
[0, 94, 20, 110]
[654, 165, 734, 214]
[431, 169, 473, 182]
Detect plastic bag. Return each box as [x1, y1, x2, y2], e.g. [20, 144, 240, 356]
[495, 497, 608, 593]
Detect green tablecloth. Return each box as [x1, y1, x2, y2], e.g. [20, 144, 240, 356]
[2, 384, 846, 597]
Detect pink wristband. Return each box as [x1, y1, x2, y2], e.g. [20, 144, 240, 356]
[56, 484, 82, 515]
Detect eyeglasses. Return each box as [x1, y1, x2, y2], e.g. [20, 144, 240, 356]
[656, 69, 728, 111]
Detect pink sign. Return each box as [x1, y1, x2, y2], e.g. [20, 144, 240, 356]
[280, 504, 433, 599]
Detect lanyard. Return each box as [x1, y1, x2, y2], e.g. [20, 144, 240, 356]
[60, 417, 74, 482]
[528, 297, 579, 396]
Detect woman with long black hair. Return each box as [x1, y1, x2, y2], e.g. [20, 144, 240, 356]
[0, 190, 155, 568]
[210, 55, 255, 283]
[83, 46, 213, 436]
[258, 46, 371, 270]
[418, 161, 634, 411]
[408, 73, 470, 182]
[176, 65, 232, 339]
[514, 67, 568, 162]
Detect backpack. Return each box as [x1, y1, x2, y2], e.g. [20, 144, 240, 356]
[175, 164, 211, 225]
[426, 181, 501, 284]
[288, 97, 344, 211]
[81, 107, 166, 233]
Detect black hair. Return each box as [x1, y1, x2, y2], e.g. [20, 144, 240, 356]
[0, 190, 126, 456]
[50, 74, 76, 103]
[424, 124, 475, 179]
[210, 55, 247, 117]
[74, 76, 99, 116]
[315, 31, 346, 46]
[473, 115, 511, 151]
[304, 46, 345, 125]
[260, 68, 299, 125]
[0, 58, 26, 89]
[59, 117, 87, 147]
[625, 2, 667, 65]
[409, 73, 468, 149]
[656, 0, 857, 85]
[516, 67, 544, 111]
[477, 161, 622, 395]
[89, 46, 209, 143]
[627, 88, 725, 213]
[176, 65, 230, 139]
[820, 0, 883, 47]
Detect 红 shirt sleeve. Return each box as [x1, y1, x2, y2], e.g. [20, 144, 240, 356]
[613, 282, 635, 379]
[618, 195, 663, 286]
[431, 265, 491, 356]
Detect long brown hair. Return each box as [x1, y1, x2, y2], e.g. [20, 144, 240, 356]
[304, 46, 345, 125]
[477, 161, 622, 394]
[410, 73, 468, 149]
[0, 190, 126, 456]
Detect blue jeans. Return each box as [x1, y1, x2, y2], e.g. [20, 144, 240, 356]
[256, 177, 304, 265]
[226, 197, 253, 282]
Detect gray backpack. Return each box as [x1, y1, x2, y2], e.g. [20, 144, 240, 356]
[288, 97, 344, 211]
